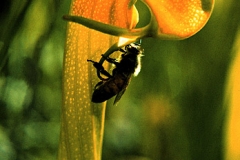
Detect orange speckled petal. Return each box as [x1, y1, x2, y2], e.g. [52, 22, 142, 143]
[60, 0, 139, 159]
[144, 0, 214, 38]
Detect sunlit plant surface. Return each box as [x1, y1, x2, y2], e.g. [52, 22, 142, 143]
[3, 0, 240, 160]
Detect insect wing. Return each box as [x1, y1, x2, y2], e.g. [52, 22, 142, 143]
[113, 88, 126, 105]
[113, 74, 132, 105]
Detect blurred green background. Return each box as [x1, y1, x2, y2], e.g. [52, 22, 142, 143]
[0, 0, 239, 160]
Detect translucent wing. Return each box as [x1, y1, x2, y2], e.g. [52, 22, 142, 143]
[113, 75, 132, 105]
[114, 88, 127, 105]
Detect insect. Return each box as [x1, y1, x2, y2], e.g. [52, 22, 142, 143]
[87, 42, 143, 104]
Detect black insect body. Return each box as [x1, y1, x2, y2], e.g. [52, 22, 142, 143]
[88, 43, 143, 104]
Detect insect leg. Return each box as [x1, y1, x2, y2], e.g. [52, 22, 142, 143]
[119, 48, 126, 53]
[98, 42, 119, 65]
[101, 54, 120, 66]
[87, 60, 112, 80]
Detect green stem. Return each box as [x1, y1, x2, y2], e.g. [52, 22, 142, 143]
[62, 15, 151, 39]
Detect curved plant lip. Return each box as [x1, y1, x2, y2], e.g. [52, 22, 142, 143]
[62, 15, 147, 38]
[142, 0, 215, 39]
